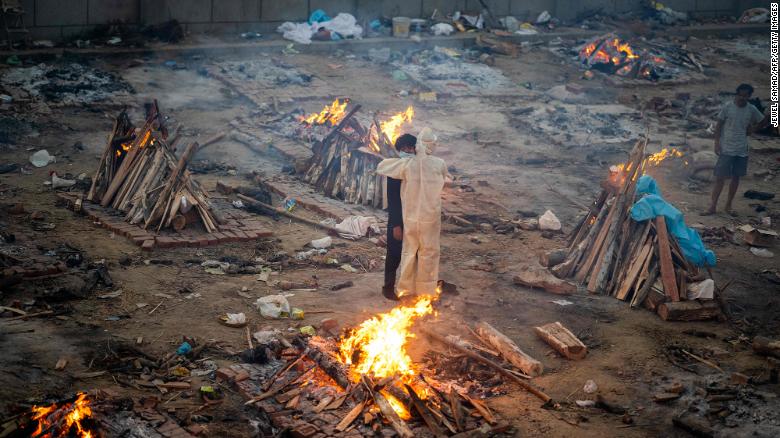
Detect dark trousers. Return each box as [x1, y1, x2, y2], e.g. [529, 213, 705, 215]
[384, 227, 402, 289]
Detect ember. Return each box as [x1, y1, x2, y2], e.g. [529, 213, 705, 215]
[29, 393, 95, 438]
[579, 34, 669, 80]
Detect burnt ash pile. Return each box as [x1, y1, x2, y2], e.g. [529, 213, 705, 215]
[0, 62, 133, 106]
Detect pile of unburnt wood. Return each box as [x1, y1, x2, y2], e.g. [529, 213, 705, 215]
[301, 104, 399, 209]
[550, 138, 721, 321]
[86, 102, 220, 233]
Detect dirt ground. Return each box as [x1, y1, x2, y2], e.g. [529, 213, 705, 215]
[1, 29, 779, 437]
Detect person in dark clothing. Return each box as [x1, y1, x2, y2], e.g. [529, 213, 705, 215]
[382, 133, 417, 301]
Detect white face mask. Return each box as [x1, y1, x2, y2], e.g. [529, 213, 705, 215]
[399, 151, 415, 159]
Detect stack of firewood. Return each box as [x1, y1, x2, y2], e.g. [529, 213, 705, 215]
[551, 138, 720, 321]
[86, 102, 219, 233]
[301, 105, 399, 208]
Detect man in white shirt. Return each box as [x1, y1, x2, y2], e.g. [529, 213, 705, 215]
[704, 84, 768, 216]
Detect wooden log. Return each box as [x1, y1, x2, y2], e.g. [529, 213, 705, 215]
[237, 194, 343, 237]
[533, 322, 588, 360]
[422, 328, 550, 403]
[752, 336, 780, 358]
[631, 262, 658, 308]
[448, 390, 465, 432]
[643, 287, 666, 311]
[513, 264, 576, 295]
[146, 141, 198, 229]
[171, 214, 187, 232]
[539, 249, 568, 268]
[655, 216, 680, 302]
[476, 34, 520, 57]
[657, 300, 721, 322]
[362, 377, 414, 438]
[474, 322, 543, 377]
[615, 239, 652, 301]
[335, 400, 365, 432]
[405, 384, 447, 437]
[306, 340, 352, 389]
[459, 393, 496, 425]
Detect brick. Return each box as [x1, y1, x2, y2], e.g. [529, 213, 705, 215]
[232, 230, 249, 240]
[36, 0, 88, 26]
[213, 0, 259, 22]
[233, 369, 250, 382]
[261, 0, 308, 21]
[216, 368, 237, 381]
[254, 229, 274, 238]
[88, 0, 138, 24]
[156, 236, 176, 248]
[141, 240, 155, 251]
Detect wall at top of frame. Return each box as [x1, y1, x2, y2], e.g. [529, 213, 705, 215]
[15, 0, 766, 41]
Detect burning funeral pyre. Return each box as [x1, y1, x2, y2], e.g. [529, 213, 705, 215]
[550, 139, 721, 322]
[12, 393, 97, 438]
[86, 101, 220, 233]
[240, 292, 550, 436]
[297, 99, 414, 208]
[577, 33, 704, 81]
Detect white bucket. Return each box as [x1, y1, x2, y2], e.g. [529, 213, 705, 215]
[392, 17, 411, 38]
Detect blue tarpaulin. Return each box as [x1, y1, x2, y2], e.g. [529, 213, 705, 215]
[630, 175, 716, 267]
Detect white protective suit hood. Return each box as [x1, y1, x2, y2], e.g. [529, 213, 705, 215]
[376, 129, 448, 296]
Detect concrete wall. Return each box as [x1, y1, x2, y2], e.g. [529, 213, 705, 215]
[13, 0, 766, 41]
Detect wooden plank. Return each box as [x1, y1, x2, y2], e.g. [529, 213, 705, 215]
[657, 300, 721, 321]
[421, 328, 552, 403]
[405, 384, 447, 437]
[655, 216, 680, 301]
[533, 322, 588, 360]
[335, 401, 365, 432]
[615, 240, 653, 301]
[474, 322, 543, 376]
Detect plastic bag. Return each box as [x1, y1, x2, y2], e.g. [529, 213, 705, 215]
[309, 9, 330, 24]
[30, 149, 56, 167]
[431, 23, 454, 36]
[687, 279, 714, 300]
[321, 13, 363, 39]
[255, 295, 291, 319]
[310, 236, 332, 249]
[536, 11, 551, 24]
[631, 176, 716, 267]
[539, 210, 561, 231]
[277, 21, 314, 44]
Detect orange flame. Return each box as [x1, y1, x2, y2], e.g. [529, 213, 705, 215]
[337, 293, 436, 417]
[370, 106, 415, 152]
[610, 147, 685, 185]
[300, 98, 349, 126]
[582, 37, 640, 68]
[31, 393, 94, 438]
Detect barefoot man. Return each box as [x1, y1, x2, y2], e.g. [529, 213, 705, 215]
[704, 83, 768, 216]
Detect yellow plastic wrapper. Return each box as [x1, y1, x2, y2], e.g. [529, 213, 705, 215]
[300, 326, 316, 336]
[291, 308, 305, 320]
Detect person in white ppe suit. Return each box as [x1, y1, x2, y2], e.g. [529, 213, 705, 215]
[376, 128, 448, 298]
